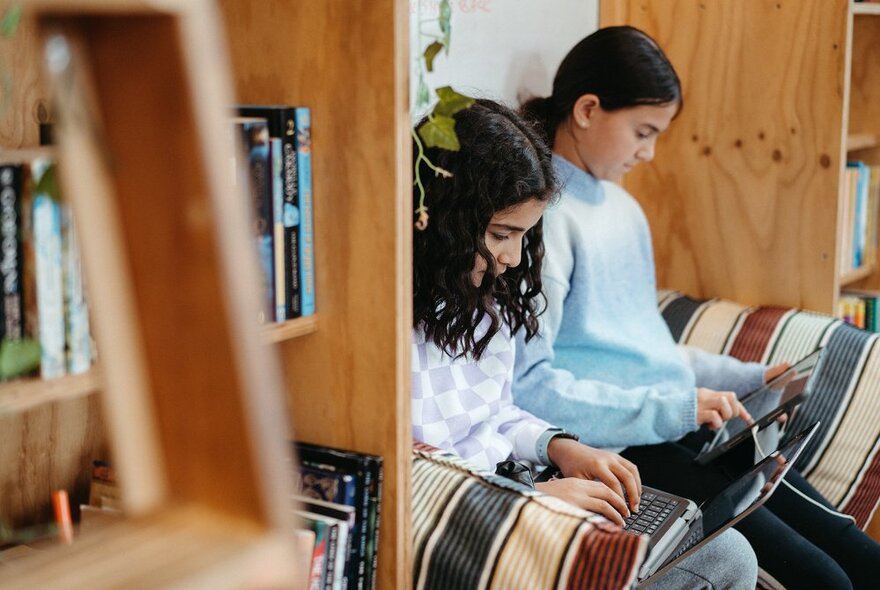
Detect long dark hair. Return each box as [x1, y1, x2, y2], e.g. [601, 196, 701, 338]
[522, 25, 682, 141]
[413, 99, 557, 359]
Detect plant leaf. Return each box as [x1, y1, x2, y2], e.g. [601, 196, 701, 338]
[433, 86, 474, 118]
[0, 339, 41, 380]
[418, 115, 459, 151]
[439, 0, 452, 47]
[423, 41, 444, 73]
[34, 162, 59, 201]
[0, 5, 22, 38]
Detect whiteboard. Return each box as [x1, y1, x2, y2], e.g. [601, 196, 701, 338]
[410, 0, 599, 115]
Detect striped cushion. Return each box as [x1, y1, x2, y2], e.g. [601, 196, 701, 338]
[412, 443, 646, 590]
[659, 290, 880, 527]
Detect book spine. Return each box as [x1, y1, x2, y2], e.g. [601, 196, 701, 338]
[294, 107, 315, 316]
[0, 164, 23, 342]
[365, 458, 383, 590]
[31, 159, 65, 379]
[270, 138, 287, 322]
[63, 206, 92, 373]
[282, 115, 303, 318]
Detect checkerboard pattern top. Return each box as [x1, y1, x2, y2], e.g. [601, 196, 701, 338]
[412, 316, 552, 471]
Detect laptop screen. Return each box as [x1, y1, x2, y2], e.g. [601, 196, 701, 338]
[709, 349, 822, 448]
[699, 423, 817, 537]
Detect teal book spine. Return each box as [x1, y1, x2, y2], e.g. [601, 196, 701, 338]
[294, 107, 316, 316]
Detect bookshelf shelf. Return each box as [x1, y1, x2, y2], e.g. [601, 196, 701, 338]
[847, 133, 879, 152]
[0, 506, 298, 590]
[261, 315, 318, 344]
[841, 263, 876, 286]
[0, 370, 102, 416]
[853, 3, 880, 16]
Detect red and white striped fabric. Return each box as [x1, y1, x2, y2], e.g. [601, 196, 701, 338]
[659, 290, 880, 528]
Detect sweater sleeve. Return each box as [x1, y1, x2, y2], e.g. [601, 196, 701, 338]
[678, 345, 766, 399]
[513, 273, 699, 449]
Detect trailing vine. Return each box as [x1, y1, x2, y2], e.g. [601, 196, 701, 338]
[412, 0, 474, 230]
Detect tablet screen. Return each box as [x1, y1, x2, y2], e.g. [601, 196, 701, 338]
[708, 349, 823, 450]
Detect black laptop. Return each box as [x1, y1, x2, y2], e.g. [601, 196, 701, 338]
[632, 422, 819, 585]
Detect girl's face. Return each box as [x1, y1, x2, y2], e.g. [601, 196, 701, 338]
[570, 98, 679, 181]
[471, 198, 547, 287]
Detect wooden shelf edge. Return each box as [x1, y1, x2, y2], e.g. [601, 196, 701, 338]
[853, 3, 880, 16]
[847, 133, 879, 152]
[840, 263, 875, 286]
[0, 506, 301, 590]
[0, 369, 102, 415]
[261, 315, 318, 344]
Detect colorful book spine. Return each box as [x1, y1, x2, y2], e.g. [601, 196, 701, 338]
[63, 207, 92, 373]
[294, 107, 316, 316]
[237, 105, 302, 318]
[0, 163, 23, 341]
[232, 117, 274, 323]
[270, 137, 287, 322]
[364, 456, 383, 590]
[31, 159, 65, 379]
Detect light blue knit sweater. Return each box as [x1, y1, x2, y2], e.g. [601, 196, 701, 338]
[513, 155, 766, 449]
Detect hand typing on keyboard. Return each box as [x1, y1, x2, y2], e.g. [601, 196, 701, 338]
[539, 436, 643, 524]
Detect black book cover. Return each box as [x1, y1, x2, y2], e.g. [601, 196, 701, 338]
[0, 163, 24, 342]
[295, 442, 381, 590]
[237, 105, 302, 318]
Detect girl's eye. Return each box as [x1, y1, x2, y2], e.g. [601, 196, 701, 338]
[637, 131, 651, 140]
[492, 233, 509, 241]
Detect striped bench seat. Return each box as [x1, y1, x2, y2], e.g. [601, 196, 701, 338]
[659, 290, 880, 529]
[412, 442, 645, 590]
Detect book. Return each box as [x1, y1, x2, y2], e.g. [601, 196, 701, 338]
[31, 159, 65, 379]
[237, 105, 302, 319]
[293, 108, 315, 316]
[0, 162, 23, 342]
[296, 509, 339, 590]
[296, 496, 355, 590]
[270, 138, 286, 322]
[62, 206, 92, 373]
[295, 442, 381, 590]
[363, 455, 383, 590]
[231, 116, 275, 323]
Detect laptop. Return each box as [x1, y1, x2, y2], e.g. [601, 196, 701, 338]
[631, 421, 819, 586]
[694, 348, 825, 465]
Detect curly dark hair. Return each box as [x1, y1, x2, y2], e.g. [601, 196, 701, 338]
[413, 99, 557, 359]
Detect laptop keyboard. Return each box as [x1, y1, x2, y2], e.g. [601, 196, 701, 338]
[623, 491, 680, 536]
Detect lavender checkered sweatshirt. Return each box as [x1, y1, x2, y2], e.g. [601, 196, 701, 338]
[412, 316, 555, 472]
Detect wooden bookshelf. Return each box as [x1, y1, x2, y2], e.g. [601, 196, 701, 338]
[261, 315, 319, 344]
[853, 2, 880, 16]
[0, 370, 101, 415]
[847, 133, 880, 152]
[841, 263, 876, 286]
[3, 0, 412, 587]
[600, 0, 880, 315]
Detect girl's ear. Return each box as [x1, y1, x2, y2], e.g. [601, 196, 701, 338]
[572, 94, 601, 129]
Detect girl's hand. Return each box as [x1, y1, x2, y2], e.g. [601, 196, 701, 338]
[547, 437, 641, 513]
[697, 388, 753, 430]
[534, 478, 629, 526]
[765, 363, 791, 383]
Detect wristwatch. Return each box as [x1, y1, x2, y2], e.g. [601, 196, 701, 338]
[536, 428, 580, 466]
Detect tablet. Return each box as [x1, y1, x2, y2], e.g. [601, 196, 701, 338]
[694, 348, 825, 465]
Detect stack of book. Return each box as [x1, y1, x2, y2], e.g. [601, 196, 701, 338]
[293, 441, 383, 590]
[840, 160, 880, 277]
[839, 289, 880, 332]
[230, 105, 316, 324]
[0, 150, 94, 380]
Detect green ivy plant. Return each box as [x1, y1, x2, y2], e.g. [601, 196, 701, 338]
[412, 0, 474, 230]
[0, 3, 22, 116]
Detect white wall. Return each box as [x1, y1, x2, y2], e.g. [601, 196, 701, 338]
[410, 0, 599, 115]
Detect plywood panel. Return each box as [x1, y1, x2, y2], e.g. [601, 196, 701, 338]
[0, 394, 106, 529]
[0, 4, 48, 148]
[602, 0, 849, 312]
[219, 2, 412, 588]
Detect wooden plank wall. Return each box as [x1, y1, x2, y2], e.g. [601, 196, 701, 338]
[600, 0, 849, 312]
